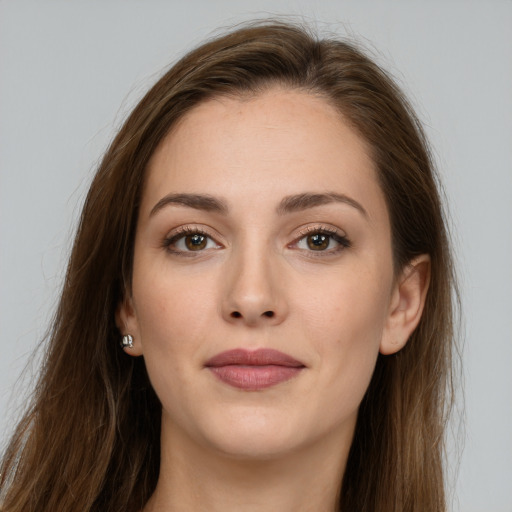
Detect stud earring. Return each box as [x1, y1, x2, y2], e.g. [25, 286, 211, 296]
[120, 334, 134, 349]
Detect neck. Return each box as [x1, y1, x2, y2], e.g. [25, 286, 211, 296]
[144, 416, 353, 512]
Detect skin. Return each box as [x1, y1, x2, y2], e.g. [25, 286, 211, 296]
[118, 88, 430, 512]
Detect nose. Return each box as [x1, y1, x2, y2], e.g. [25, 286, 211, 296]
[221, 246, 288, 327]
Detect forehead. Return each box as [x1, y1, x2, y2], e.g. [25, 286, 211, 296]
[143, 88, 387, 224]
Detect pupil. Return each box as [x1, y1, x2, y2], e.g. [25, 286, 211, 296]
[308, 233, 328, 250]
[186, 234, 207, 250]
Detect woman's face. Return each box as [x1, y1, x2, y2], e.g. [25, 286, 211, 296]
[120, 88, 409, 459]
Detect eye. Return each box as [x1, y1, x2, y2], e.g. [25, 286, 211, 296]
[293, 228, 351, 254]
[163, 228, 221, 254]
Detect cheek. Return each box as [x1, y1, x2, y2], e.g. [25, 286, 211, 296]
[133, 255, 217, 341]
[130, 262, 218, 392]
[297, 268, 390, 403]
[298, 266, 390, 345]
[131, 282, 205, 415]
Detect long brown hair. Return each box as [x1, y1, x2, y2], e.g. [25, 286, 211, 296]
[1, 21, 459, 511]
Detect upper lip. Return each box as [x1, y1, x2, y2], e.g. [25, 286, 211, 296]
[205, 348, 305, 368]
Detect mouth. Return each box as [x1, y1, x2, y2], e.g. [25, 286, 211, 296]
[204, 348, 306, 391]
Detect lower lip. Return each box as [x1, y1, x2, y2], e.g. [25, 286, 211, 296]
[208, 365, 303, 390]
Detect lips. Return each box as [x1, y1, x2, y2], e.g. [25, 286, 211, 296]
[205, 348, 305, 390]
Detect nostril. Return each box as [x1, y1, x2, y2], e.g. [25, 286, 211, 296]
[230, 311, 275, 319]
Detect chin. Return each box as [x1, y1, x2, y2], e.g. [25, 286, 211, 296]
[192, 405, 321, 461]
[207, 431, 304, 461]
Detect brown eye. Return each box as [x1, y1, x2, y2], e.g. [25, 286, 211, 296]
[164, 229, 221, 255]
[293, 229, 351, 255]
[185, 234, 207, 251]
[307, 233, 330, 250]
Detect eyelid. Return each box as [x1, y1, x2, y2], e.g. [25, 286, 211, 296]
[162, 225, 223, 255]
[288, 224, 351, 255]
[295, 223, 344, 236]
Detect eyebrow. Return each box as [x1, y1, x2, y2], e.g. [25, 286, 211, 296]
[150, 193, 229, 217]
[276, 192, 368, 218]
[149, 191, 367, 218]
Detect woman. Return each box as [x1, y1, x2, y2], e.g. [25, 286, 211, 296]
[0, 21, 458, 511]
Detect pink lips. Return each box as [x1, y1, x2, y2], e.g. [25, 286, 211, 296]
[205, 348, 305, 390]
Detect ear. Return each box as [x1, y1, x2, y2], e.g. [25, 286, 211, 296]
[115, 295, 143, 357]
[380, 254, 431, 355]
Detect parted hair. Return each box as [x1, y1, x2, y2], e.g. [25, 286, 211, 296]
[1, 20, 458, 512]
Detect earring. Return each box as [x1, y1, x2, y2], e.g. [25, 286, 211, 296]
[120, 334, 134, 349]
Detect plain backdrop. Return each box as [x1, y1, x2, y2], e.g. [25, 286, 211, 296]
[1, 1, 511, 510]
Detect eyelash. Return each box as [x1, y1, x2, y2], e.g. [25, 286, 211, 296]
[162, 225, 351, 257]
[290, 226, 352, 257]
[163, 226, 219, 257]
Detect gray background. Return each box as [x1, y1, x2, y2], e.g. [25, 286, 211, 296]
[1, 1, 511, 510]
